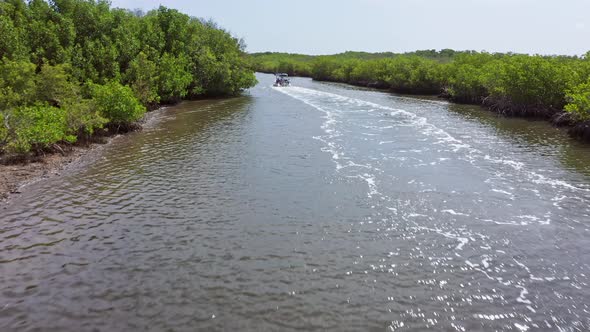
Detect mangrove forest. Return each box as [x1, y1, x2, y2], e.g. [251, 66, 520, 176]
[0, 0, 256, 156]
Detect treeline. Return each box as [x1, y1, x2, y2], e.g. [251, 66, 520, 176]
[0, 0, 256, 155]
[249, 51, 590, 137]
[249, 49, 466, 77]
[249, 52, 316, 77]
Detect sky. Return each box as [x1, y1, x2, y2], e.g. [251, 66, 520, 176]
[110, 0, 590, 56]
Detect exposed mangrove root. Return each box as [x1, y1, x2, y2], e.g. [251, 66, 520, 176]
[568, 122, 590, 143]
[0, 122, 143, 166]
[105, 122, 143, 135]
[551, 112, 576, 127]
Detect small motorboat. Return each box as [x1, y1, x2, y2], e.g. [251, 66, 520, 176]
[273, 73, 291, 87]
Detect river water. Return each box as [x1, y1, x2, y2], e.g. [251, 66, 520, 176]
[1, 73, 590, 331]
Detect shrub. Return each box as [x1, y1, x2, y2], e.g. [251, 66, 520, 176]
[35, 63, 80, 106]
[446, 64, 488, 103]
[483, 55, 575, 111]
[63, 99, 108, 136]
[158, 53, 192, 103]
[5, 105, 76, 153]
[565, 81, 590, 121]
[0, 112, 7, 149]
[0, 58, 36, 109]
[90, 81, 146, 125]
[125, 51, 159, 105]
[312, 58, 340, 81]
[350, 60, 383, 83]
[384, 57, 443, 93]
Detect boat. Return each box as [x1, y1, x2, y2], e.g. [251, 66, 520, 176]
[273, 73, 291, 87]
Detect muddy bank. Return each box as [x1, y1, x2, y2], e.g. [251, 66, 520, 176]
[0, 145, 101, 202]
[0, 106, 167, 203]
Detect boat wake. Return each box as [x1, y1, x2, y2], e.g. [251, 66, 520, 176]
[274, 86, 589, 194]
[274, 85, 590, 331]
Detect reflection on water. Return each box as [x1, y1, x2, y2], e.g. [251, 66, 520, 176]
[1, 74, 590, 331]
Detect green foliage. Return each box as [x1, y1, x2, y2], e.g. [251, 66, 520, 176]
[63, 99, 107, 136]
[157, 53, 192, 103]
[445, 63, 488, 102]
[312, 58, 341, 81]
[247, 49, 466, 77]
[382, 56, 443, 93]
[483, 55, 576, 111]
[125, 52, 159, 105]
[90, 81, 146, 125]
[0, 58, 37, 109]
[0, 1, 29, 60]
[332, 59, 360, 82]
[565, 81, 590, 121]
[27, 0, 75, 66]
[443, 53, 496, 102]
[3, 105, 76, 153]
[0, 14, 27, 60]
[0, 112, 7, 146]
[247, 52, 315, 76]
[350, 59, 383, 82]
[188, 23, 257, 96]
[35, 64, 80, 105]
[111, 8, 141, 71]
[4, 0, 255, 96]
[307, 55, 445, 93]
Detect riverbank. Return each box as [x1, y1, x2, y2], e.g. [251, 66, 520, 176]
[0, 144, 104, 202]
[0, 106, 166, 203]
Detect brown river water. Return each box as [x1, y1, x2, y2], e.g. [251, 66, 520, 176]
[1, 73, 590, 331]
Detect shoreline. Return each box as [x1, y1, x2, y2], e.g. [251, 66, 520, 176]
[0, 142, 112, 203]
[0, 105, 168, 204]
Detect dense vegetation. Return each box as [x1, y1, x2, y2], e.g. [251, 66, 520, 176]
[250, 51, 590, 134]
[0, 0, 256, 156]
[248, 50, 463, 78]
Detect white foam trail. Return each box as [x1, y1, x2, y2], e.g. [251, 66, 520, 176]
[414, 225, 469, 251]
[491, 189, 516, 201]
[275, 87, 346, 171]
[275, 86, 474, 159]
[442, 209, 470, 217]
[345, 173, 380, 198]
[273, 85, 589, 194]
[484, 155, 524, 171]
[515, 285, 532, 305]
[481, 256, 491, 269]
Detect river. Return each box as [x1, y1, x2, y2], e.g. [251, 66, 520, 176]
[1, 73, 590, 331]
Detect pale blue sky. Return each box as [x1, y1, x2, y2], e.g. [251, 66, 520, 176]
[110, 0, 589, 55]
